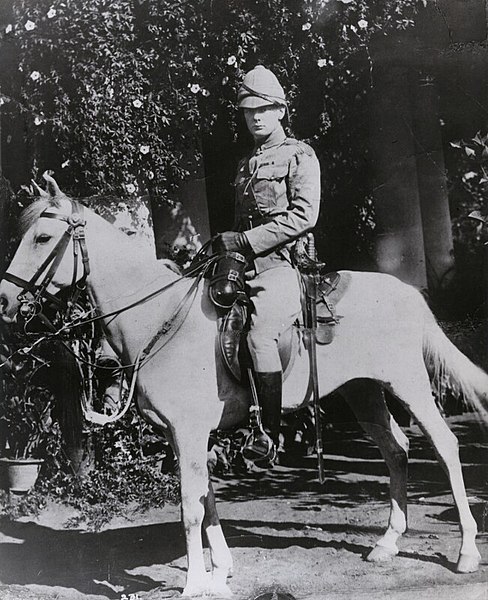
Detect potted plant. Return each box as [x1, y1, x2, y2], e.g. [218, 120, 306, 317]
[0, 341, 55, 494]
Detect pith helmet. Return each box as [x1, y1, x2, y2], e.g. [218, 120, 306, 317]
[237, 65, 287, 109]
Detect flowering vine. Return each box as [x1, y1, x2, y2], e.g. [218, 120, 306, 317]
[0, 0, 421, 221]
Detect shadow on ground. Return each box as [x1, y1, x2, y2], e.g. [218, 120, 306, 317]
[0, 415, 486, 598]
[0, 514, 461, 598]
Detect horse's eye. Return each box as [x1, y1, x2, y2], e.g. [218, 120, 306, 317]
[35, 234, 52, 245]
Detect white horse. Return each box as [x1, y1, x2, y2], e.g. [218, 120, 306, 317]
[1, 181, 487, 597]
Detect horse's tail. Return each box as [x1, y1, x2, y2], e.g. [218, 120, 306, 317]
[422, 301, 488, 419]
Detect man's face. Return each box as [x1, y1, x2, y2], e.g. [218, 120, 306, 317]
[244, 105, 285, 141]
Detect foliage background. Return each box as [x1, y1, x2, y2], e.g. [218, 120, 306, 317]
[1, 0, 487, 523]
[444, 132, 488, 315]
[1, 0, 422, 267]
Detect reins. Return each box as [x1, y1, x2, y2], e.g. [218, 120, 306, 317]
[1, 199, 219, 425]
[84, 269, 204, 426]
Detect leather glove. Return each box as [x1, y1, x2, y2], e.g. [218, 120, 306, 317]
[215, 231, 252, 255]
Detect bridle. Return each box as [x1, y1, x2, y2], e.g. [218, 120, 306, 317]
[3, 199, 90, 325]
[1, 197, 219, 424]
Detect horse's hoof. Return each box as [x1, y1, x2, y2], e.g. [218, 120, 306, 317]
[366, 544, 398, 562]
[182, 579, 233, 598]
[182, 581, 210, 597]
[210, 582, 233, 598]
[211, 569, 233, 597]
[456, 553, 481, 573]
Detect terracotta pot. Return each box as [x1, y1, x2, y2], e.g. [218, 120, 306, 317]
[0, 457, 44, 493]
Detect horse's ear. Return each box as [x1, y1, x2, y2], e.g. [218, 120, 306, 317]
[30, 180, 50, 200]
[42, 171, 65, 204]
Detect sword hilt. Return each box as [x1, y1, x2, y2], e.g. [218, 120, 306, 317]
[307, 232, 317, 262]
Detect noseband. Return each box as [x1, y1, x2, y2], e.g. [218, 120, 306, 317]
[3, 199, 90, 323]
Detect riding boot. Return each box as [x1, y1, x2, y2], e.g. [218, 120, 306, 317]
[242, 371, 282, 465]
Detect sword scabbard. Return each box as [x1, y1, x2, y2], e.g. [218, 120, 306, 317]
[303, 234, 325, 484]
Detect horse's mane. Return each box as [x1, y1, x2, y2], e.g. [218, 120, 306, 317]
[19, 196, 61, 236]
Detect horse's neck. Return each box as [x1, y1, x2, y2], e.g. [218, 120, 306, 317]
[84, 210, 183, 355]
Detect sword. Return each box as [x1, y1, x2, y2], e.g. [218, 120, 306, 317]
[303, 232, 326, 484]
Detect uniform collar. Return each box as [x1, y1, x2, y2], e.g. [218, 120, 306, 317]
[254, 126, 286, 155]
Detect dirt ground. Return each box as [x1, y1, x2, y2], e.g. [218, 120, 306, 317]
[0, 414, 486, 600]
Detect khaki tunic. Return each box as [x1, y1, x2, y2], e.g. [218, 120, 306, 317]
[233, 127, 321, 372]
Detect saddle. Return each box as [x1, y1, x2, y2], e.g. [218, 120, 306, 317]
[218, 271, 349, 383]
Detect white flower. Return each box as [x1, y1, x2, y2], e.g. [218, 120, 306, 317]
[5, 24, 12, 34]
[358, 19, 368, 29]
[61, 159, 70, 168]
[227, 55, 236, 66]
[147, 170, 154, 180]
[302, 22, 311, 31]
[132, 99, 143, 108]
[190, 83, 200, 94]
[30, 71, 41, 81]
[24, 20, 36, 31]
[34, 116, 43, 126]
[317, 58, 327, 68]
[222, 76, 229, 85]
[139, 145, 150, 155]
[47, 8, 56, 19]
[126, 183, 136, 194]
[201, 88, 210, 97]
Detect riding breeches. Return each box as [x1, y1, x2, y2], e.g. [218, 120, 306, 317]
[246, 265, 302, 373]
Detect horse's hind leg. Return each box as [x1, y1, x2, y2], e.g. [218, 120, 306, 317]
[203, 479, 233, 590]
[342, 379, 408, 562]
[390, 371, 481, 573]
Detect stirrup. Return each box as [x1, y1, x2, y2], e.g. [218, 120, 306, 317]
[242, 428, 277, 464]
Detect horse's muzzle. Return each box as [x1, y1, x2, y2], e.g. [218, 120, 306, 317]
[0, 284, 17, 323]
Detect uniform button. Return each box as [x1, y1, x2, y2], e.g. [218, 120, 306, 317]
[244, 192, 249, 196]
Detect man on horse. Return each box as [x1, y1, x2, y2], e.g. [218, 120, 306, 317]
[216, 65, 321, 464]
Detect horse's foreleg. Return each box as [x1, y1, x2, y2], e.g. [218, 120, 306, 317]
[203, 479, 233, 591]
[342, 380, 408, 562]
[391, 373, 481, 573]
[173, 426, 232, 597]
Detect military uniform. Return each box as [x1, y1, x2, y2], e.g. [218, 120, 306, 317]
[234, 125, 321, 372]
[217, 64, 321, 463]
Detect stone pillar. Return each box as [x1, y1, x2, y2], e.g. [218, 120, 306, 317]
[413, 76, 454, 292]
[369, 65, 427, 289]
